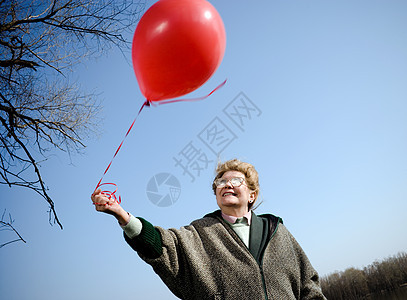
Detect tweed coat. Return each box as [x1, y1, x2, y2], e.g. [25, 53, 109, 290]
[125, 211, 326, 300]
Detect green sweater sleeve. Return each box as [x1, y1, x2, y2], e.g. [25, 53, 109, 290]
[124, 217, 163, 259]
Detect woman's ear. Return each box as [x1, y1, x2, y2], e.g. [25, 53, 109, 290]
[249, 192, 256, 203]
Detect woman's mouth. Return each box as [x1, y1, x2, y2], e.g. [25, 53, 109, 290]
[222, 192, 236, 197]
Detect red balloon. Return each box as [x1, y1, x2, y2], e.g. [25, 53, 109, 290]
[132, 0, 226, 101]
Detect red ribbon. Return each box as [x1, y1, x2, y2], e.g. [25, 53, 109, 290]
[93, 79, 227, 204]
[149, 79, 227, 106]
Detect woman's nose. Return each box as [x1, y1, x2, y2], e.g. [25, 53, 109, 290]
[225, 180, 233, 188]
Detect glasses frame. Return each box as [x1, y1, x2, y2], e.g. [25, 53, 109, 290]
[214, 177, 246, 188]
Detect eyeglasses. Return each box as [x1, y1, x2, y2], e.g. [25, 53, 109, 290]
[214, 177, 245, 188]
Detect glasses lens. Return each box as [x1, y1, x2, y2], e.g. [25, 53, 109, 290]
[230, 177, 243, 187]
[215, 179, 226, 187]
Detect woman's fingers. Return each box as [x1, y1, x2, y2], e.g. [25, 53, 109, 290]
[91, 189, 119, 214]
[91, 188, 101, 202]
[92, 190, 108, 205]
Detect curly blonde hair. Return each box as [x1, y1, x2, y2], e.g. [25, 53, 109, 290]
[212, 159, 260, 210]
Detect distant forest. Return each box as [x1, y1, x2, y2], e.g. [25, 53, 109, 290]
[320, 252, 407, 299]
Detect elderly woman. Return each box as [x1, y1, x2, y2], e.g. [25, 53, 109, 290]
[91, 159, 326, 300]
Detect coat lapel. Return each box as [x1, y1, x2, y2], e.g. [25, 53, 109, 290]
[249, 211, 267, 265]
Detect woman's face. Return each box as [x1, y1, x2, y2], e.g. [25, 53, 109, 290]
[215, 170, 255, 216]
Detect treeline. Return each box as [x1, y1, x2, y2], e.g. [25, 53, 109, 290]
[320, 252, 407, 299]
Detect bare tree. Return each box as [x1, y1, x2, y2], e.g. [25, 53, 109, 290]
[321, 252, 407, 299]
[0, 0, 145, 229]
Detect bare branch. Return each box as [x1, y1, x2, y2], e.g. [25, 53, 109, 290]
[0, 209, 26, 248]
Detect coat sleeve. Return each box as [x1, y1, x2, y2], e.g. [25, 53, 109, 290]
[123, 218, 202, 299]
[288, 230, 327, 300]
[123, 217, 163, 259]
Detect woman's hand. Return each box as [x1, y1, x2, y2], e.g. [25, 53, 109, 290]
[91, 188, 130, 225]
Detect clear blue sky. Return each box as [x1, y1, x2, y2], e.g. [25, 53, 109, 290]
[2, 0, 407, 299]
